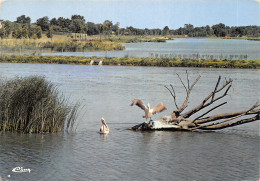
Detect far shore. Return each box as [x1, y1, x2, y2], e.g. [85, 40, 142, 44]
[0, 55, 259, 69]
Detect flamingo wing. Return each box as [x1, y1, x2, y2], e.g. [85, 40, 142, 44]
[130, 98, 147, 110]
[152, 102, 167, 115]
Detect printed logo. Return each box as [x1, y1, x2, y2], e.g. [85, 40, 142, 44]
[12, 167, 31, 173]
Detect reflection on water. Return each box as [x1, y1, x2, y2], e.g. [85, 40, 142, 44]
[0, 63, 259, 180]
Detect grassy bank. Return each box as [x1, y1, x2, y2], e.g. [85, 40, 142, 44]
[107, 35, 173, 43]
[0, 38, 125, 52]
[0, 76, 79, 133]
[0, 54, 259, 68]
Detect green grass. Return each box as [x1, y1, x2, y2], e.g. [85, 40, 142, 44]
[0, 54, 259, 68]
[0, 76, 79, 133]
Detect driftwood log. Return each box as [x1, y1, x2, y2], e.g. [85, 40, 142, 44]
[131, 71, 259, 131]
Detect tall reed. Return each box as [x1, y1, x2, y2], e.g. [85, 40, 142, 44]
[0, 76, 79, 133]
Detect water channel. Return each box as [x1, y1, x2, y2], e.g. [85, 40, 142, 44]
[0, 63, 259, 180]
[40, 38, 260, 60]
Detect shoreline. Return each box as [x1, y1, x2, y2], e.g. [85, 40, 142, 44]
[0, 55, 259, 69]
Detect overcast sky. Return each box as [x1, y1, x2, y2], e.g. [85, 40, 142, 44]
[0, 0, 259, 29]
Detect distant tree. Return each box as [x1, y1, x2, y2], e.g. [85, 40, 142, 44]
[47, 26, 54, 38]
[70, 19, 84, 33]
[36, 26, 42, 39]
[231, 26, 246, 37]
[50, 25, 62, 32]
[28, 25, 41, 39]
[205, 25, 212, 36]
[126, 26, 136, 35]
[3, 20, 12, 37]
[144, 28, 150, 35]
[70, 15, 86, 38]
[50, 18, 59, 26]
[151, 28, 161, 35]
[86, 22, 99, 35]
[184, 24, 194, 36]
[212, 23, 227, 37]
[99, 24, 104, 40]
[71, 15, 85, 22]
[12, 24, 23, 39]
[0, 26, 6, 39]
[57, 17, 71, 32]
[162, 26, 170, 35]
[22, 25, 29, 38]
[36, 16, 50, 31]
[103, 20, 113, 38]
[12, 27, 18, 38]
[83, 24, 88, 38]
[16, 15, 31, 24]
[112, 22, 120, 35]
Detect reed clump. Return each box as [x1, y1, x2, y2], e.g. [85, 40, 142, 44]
[0, 76, 79, 133]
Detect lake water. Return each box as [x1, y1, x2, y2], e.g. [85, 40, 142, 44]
[40, 38, 260, 60]
[0, 63, 259, 181]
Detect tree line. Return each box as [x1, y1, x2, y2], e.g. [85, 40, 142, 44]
[0, 14, 259, 39]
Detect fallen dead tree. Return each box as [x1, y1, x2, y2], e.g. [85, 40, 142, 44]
[131, 71, 259, 131]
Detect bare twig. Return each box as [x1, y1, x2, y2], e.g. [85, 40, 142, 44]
[176, 73, 187, 93]
[186, 70, 190, 90]
[165, 84, 179, 110]
[177, 73, 201, 114]
[211, 76, 221, 102]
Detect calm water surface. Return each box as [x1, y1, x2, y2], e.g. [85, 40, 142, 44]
[40, 38, 260, 60]
[0, 63, 259, 181]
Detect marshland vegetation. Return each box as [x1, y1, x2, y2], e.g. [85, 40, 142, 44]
[0, 54, 259, 68]
[0, 76, 79, 133]
[0, 38, 125, 52]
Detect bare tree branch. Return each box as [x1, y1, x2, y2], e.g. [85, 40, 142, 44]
[186, 70, 190, 90]
[194, 102, 227, 121]
[197, 113, 259, 130]
[181, 77, 232, 118]
[176, 73, 187, 93]
[211, 76, 221, 102]
[177, 74, 201, 114]
[190, 104, 259, 130]
[195, 108, 260, 125]
[164, 84, 179, 110]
